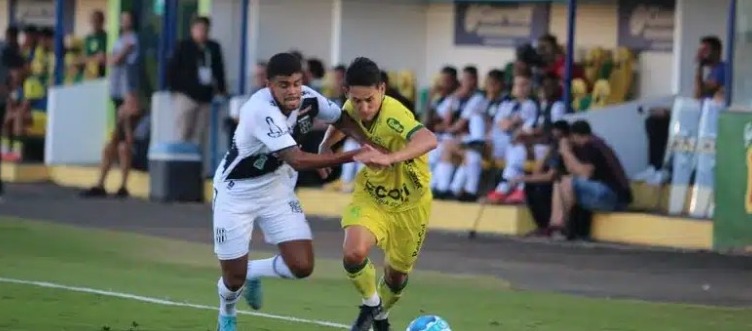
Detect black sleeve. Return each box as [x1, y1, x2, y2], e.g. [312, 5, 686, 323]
[211, 41, 227, 94]
[574, 144, 597, 166]
[166, 41, 185, 90]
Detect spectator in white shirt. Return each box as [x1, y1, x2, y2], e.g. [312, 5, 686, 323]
[444, 69, 507, 201]
[430, 66, 485, 198]
[485, 72, 539, 204]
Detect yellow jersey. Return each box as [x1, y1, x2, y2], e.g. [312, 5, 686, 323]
[343, 96, 431, 211]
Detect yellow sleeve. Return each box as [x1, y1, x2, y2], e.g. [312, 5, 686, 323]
[23, 78, 46, 100]
[342, 99, 356, 119]
[385, 99, 424, 141]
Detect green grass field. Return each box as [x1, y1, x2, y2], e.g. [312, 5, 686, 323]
[0, 218, 750, 331]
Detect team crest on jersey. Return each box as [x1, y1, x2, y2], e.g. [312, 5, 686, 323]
[291, 98, 320, 140]
[265, 117, 287, 138]
[297, 106, 314, 135]
[386, 117, 404, 133]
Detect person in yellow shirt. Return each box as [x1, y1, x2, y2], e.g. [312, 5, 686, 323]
[318, 57, 438, 331]
[2, 66, 46, 161]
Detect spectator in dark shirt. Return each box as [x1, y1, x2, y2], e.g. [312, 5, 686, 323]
[0, 26, 23, 198]
[167, 16, 227, 146]
[20, 25, 39, 64]
[637, 36, 726, 185]
[548, 120, 632, 236]
[508, 120, 570, 235]
[1, 26, 23, 116]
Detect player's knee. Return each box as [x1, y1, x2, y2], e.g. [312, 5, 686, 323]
[288, 259, 314, 279]
[385, 269, 409, 293]
[342, 246, 369, 268]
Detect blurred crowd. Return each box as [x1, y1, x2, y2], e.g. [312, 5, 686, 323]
[0, 9, 727, 238]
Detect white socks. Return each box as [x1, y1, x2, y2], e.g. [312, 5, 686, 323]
[449, 166, 467, 195]
[494, 143, 527, 194]
[363, 292, 380, 307]
[433, 161, 455, 192]
[463, 150, 483, 194]
[247, 255, 295, 279]
[218, 277, 243, 317]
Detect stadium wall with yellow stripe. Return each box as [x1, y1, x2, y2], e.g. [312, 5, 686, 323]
[1, 163, 713, 251]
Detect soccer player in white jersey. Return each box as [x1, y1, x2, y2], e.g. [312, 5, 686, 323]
[212, 53, 371, 331]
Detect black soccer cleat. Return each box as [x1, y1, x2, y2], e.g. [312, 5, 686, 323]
[373, 318, 392, 331]
[349, 303, 383, 331]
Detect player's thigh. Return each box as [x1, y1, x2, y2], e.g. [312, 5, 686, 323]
[341, 200, 388, 251]
[256, 193, 313, 246]
[384, 200, 432, 274]
[212, 188, 256, 261]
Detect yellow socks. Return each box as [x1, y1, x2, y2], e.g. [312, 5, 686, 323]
[378, 275, 407, 311]
[345, 258, 379, 305]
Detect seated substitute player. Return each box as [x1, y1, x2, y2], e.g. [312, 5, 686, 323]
[212, 52, 373, 331]
[318, 57, 438, 331]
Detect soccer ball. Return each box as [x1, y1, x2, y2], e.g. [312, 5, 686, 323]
[405, 315, 452, 331]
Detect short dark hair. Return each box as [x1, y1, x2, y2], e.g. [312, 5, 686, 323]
[6, 26, 19, 38]
[380, 71, 390, 85]
[515, 67, 533, 78]
[542, 71, 561, 84]
[334, 65, 346, 73]
[440, 66, 457, 79]
[266, 52, 303, 79]
[345, 57, 382, 87]
[701, 35, 722, 52]
[462, 65, 478, 78]
[40, 27, 54, 38]
[23, 25, 38, 34]
[552, 120, 570, 134]
[570, 120, 592, 135]
[289, 50, 304, 62]
[487, 69, 504, 83]
[539, 33, 558, 46]
[192, 16, 211, 27]
[306, 58, 325, 79]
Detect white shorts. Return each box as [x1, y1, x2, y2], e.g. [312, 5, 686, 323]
[212, 166, 312, 261]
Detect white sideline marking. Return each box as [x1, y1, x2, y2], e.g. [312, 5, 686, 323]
[0, 277, 349, 329]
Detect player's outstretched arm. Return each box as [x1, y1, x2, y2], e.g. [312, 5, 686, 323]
[355, 127, 437, 167]
[276, 145, 361, 171]
[389, 127, 438, 163]
[319, 125, 347, 152]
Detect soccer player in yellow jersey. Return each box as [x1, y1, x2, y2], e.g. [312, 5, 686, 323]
[319, 57, 438, 331]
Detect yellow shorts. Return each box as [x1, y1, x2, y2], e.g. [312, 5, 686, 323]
[341, 194, 432, 273]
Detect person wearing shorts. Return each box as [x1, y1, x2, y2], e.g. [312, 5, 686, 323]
[80, 11, 140, 198]
[212, 52, 373, 331]
[318, 57, 438, 331]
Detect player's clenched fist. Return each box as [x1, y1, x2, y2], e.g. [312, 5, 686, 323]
[316, 145, 335, 179]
